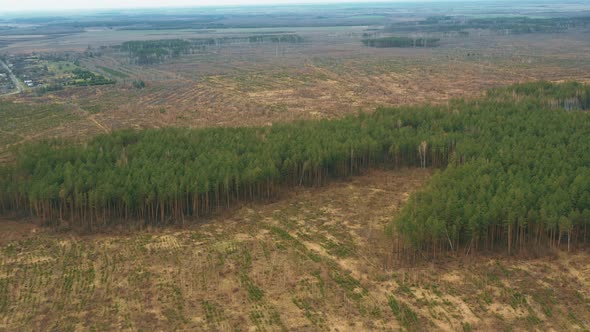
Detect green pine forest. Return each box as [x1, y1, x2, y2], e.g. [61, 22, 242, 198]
[1, 81, 589, 257]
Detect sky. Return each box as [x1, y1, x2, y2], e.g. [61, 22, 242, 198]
[0, 0, 407, 13]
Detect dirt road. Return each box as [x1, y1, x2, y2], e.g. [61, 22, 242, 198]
[0, 59, 24, 96]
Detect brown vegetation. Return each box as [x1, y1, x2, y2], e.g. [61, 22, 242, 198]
[1, 27, 590, 159]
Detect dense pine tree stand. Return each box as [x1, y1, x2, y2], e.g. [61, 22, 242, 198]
[1, 81, 589, 257]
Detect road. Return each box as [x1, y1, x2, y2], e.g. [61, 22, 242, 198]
[0, 59, 24, 96]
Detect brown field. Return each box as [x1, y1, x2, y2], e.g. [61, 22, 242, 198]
[1, 27, 590, 159]
[1, 168, 589, 331]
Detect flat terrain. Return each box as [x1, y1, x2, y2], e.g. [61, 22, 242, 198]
[1, 3, 590, 331]
[1, 169, 589, 331]
[2, 29, 590, 160]
[1, 3, 590, 159]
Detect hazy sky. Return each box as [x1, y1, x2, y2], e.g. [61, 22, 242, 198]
[1, 0, 404, 13]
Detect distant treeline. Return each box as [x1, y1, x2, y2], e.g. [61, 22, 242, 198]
[362, 36, 440, 48]
[384, 15, 590, 35]
[115, 35, 304, 65]
[69, 68, 115, 86]
[248, 34, 304, 43]
[2, 82, 590, 260]
[54, 17, 224, 30]
[117, 39, 192, 65]
[34, 84, 63, 96]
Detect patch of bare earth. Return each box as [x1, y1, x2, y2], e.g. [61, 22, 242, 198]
[0, 219, 41, 246]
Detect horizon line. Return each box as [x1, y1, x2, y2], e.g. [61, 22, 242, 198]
[0, 0, 506, 15]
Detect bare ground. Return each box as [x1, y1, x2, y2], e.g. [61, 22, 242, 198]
[2, 31, 590, 159]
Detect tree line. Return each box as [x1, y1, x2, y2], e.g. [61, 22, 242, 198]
[116, 35, 305, 65]
[362, 36, 440, 48]
[383, 15, 590, 34]
[0, 106, 454, 228]
[1, 81, 589, 258]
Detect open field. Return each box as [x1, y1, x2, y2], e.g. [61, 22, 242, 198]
[1, 169, 589, 330]
[0, 4, 589, 146]
[1, 25, 590, 159]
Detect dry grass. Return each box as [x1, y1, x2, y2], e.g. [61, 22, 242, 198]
[1, 29, 590, 159]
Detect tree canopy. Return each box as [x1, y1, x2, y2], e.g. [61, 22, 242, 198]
[1, 81, 589, 257]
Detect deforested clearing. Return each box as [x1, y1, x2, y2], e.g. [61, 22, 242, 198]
[2, 2, 590, 331]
